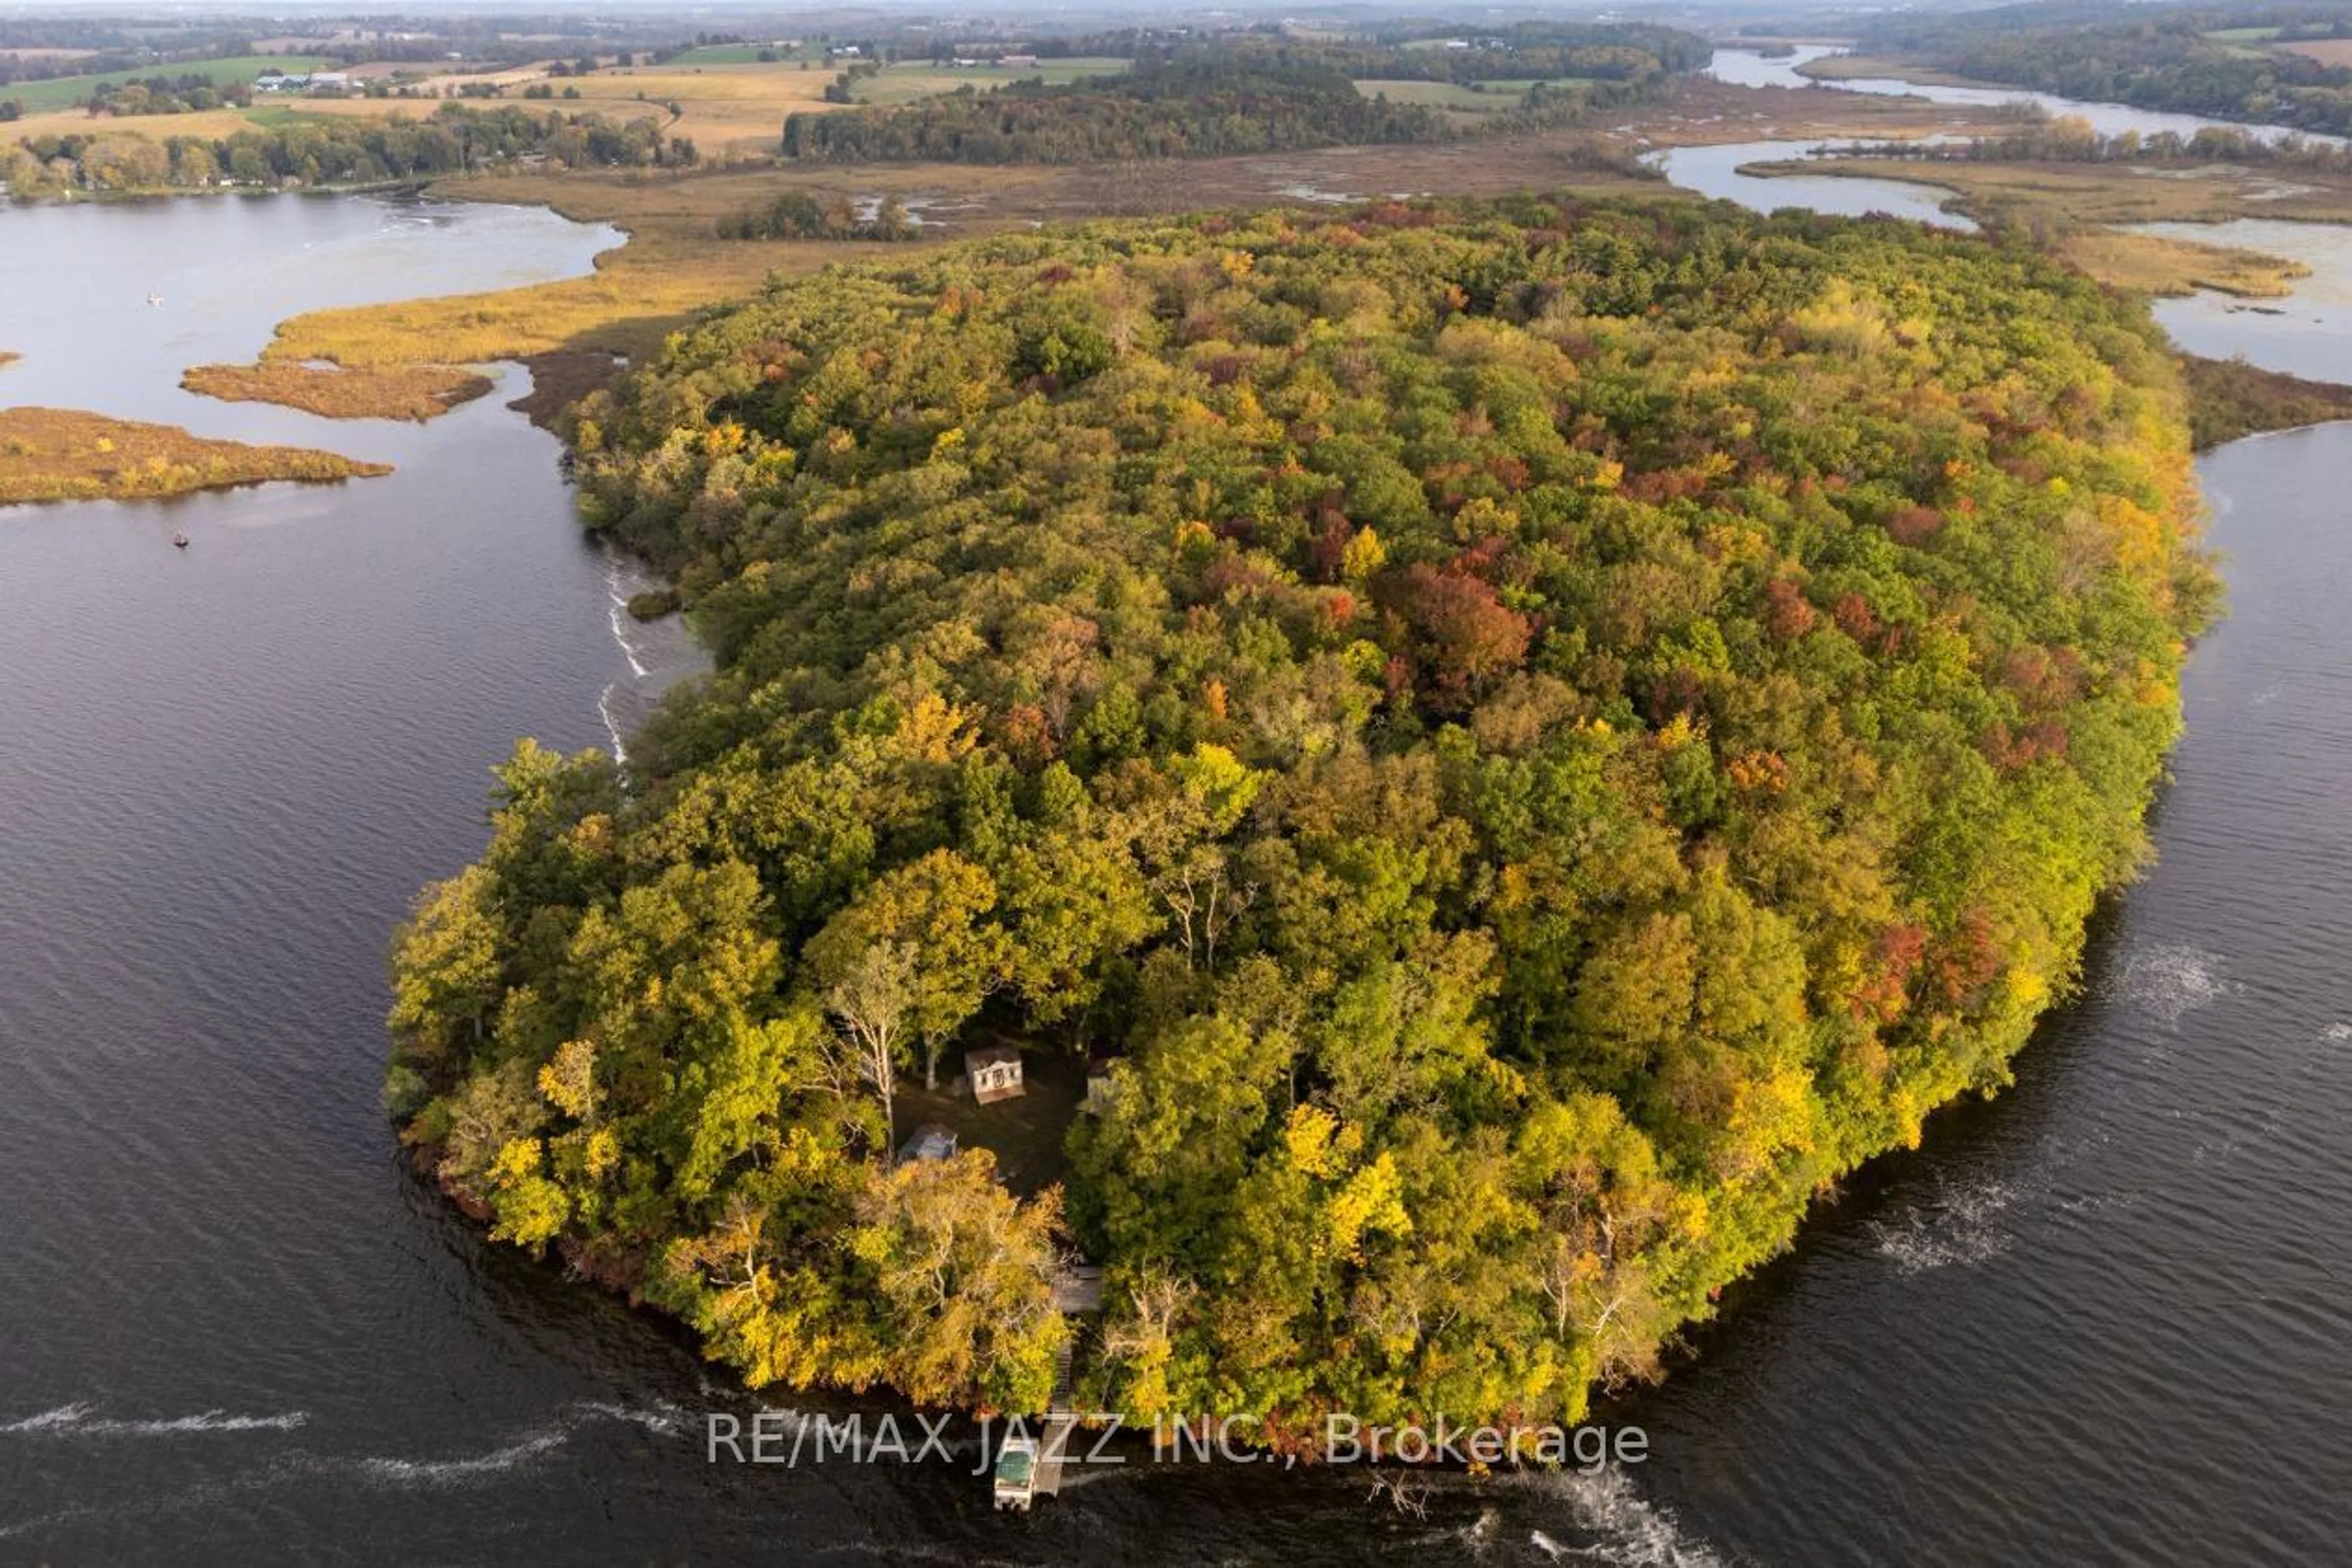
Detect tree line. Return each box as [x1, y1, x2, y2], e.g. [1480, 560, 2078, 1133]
[784, 59, 1453, 165]
[3, 102, 696, 196]
[715, 189, 921, 241]
[85, 71, 255, 115]
[780, 35, 1695, 167]
[1822, 110, 2352, 171]
[388, 194, 2214, 1434]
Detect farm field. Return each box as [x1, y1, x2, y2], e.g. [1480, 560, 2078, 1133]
[2280, 37, 2352, 67]
[3, 104, 257, 141]
[9, 55, 1140, 159]
[662, 43, 826, 66]
[1351, 77, 1572, 111]
[2, 54, 331, 111]
[848, 57, 1131, 106]
[549, 64, 841, 148]
[288, 60, 845, 151]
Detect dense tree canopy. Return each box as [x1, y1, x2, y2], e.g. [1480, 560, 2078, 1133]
[780, 40, 1685, 165]
[390, 194, 2212, 1437]
[784, 59, 1453, 164]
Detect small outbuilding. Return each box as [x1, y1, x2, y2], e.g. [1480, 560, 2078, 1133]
[897, 1123, 958, 1164]
[967, 1045, 1025, 1105]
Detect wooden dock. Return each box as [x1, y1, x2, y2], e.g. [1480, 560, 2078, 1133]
[1005, 1263, 1101, 1504]
[1030, 1340, 1079, 1499]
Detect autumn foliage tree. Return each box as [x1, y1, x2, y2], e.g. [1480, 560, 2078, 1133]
[393, 194, 2212, 1439]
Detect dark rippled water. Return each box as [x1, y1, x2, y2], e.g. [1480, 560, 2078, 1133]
[4, 191, 2351, 1566]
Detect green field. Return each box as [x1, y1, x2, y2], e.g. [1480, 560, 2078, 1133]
[663, 43, 823, 67]
[1352, 77, 1580, 111]
[2, 54, 333, 111]
[850, 57, 1130, 107]
[240, 105, 338, 128]
[2203, 24, 2288, 59]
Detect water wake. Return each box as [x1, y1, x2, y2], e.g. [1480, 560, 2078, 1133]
[1868, 1177, 2019, 1275]
[1, 1403, 308, 1438]
[601, 550, 652, 678]
[1518, 1468, 1722, 1567]
[597, 683, 628, 765]
[355, 1430, 567, 1486]
[333, 1399, 689, 1488]
[578, 1398, 692, 1436]
[0, 1404, 89, 1434]
[2104, 942, 2241, 1026]
[0, 1398, 684, 1541]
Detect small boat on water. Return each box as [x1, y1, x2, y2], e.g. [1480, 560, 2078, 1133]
[148, 293, 164, 308]
[172, 532, 189, 549]
[992, 1435, 1039, 1511]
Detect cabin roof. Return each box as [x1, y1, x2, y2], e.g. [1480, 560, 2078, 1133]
[897, 1122, 958, 1163]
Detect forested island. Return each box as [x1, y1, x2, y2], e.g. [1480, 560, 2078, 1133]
[385, 194, 2214, 1436]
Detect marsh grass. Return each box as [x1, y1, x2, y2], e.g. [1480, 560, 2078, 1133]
[183, 361, 495, 421]
[2054, 230, 2309, 297]
[0, 407, 388, 504]
[251, 168, 987, 385]
[1743, 154, 2352, 295]
[1754, 154, 2352, 228]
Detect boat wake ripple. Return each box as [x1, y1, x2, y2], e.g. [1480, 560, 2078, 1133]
[2103, 941, 2241, 1027]
[1519, 1467, 1723, 1567]
[0, 1400, 690, 1539]
[1867, 1177, 2019, 1275]
[0, 1403, 309, 1438]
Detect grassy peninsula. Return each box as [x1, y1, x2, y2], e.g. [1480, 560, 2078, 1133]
[0, 407, 389, 504]
[181, 362, 494, 422]
[386, 196, 2213, 1436]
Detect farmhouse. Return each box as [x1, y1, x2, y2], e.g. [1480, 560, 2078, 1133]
[966, 1046, 1024, 1105]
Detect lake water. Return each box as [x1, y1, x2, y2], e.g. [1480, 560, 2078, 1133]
[1656, 138, 1977, 232]
[6, 116, 2352, 1564]
[1676, 47, 2348, 227]
[1707, 43, 2348, 148]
